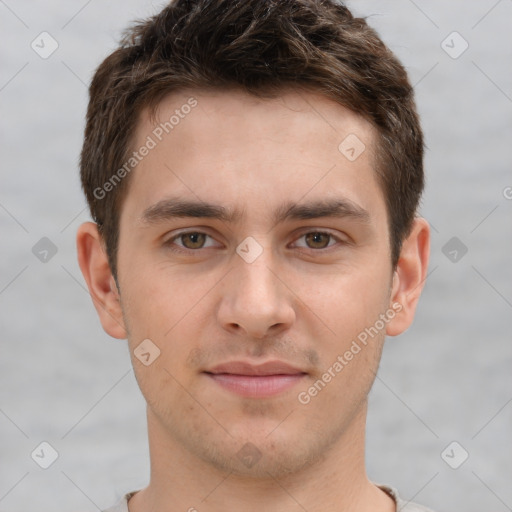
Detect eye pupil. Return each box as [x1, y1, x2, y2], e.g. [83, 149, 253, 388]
[182, 232, 206, 249]
[305, 232, 330, 249]
[175, 232, 333, 251]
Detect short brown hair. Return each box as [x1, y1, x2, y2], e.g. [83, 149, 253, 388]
[80, 0, 424, 280]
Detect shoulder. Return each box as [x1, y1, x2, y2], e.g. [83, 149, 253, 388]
[103, 486, 438, 512]
[101, 491, 137, 512]
[378, 484, 437, 512]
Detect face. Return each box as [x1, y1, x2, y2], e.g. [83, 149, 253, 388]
[107, 88, 403, 477]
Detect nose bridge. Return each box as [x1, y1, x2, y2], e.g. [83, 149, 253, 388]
[234, 242, 282, 309]
[238, 252, 278, 300]
[217, 242, 295, 337]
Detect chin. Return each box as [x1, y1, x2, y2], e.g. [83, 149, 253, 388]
[207, 441, 318, 479]
[187, 424, 328, 480]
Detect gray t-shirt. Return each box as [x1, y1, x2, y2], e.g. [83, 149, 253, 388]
[102, 484, 436, 511]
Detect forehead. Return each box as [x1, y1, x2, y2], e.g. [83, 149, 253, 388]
[121, 87, 386, 227]
[145, 87, 376, 151]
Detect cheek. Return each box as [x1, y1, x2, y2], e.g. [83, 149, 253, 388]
[120, 262, 203, 334]
[120, 267, 216, 382]
[299, 264, 391, 336]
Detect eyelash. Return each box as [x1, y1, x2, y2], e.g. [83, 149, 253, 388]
[164, 230, 345, 254]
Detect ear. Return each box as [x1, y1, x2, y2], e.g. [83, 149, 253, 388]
[76, 221, 127, 339]
[386, 217, 430, 336]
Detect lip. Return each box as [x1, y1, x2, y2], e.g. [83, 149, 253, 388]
[204, 360, 307, 398]
[207, 360, 305, 376]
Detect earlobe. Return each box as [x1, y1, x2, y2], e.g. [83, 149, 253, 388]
[76, 221, 127, 339]
[386, 217, 430, 337]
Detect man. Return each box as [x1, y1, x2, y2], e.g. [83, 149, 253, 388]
[76, 0, 432, 510]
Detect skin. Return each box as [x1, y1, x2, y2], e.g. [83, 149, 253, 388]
[77, 88, 430, 512]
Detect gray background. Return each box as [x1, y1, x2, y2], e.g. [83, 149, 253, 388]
[1, 1, 511, 511]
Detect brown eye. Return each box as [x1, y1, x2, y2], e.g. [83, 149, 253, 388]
[304, 232, 332, 249]
[180, 232, 207, 249]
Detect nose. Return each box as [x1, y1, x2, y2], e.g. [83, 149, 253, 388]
[217, 249, 296, 339]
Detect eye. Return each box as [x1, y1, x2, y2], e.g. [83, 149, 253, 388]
[293, 231, 339, 250]
[167, 231, 219, 251]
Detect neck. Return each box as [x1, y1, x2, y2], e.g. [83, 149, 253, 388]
[128, 402, 395, 512]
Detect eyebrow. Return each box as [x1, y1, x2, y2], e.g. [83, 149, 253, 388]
[139, 197, 370, 225]
[274, 198, 370, 224]
[140, 198, 241, 224]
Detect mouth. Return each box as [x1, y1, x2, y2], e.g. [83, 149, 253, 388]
[203, 360, 307, 398]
